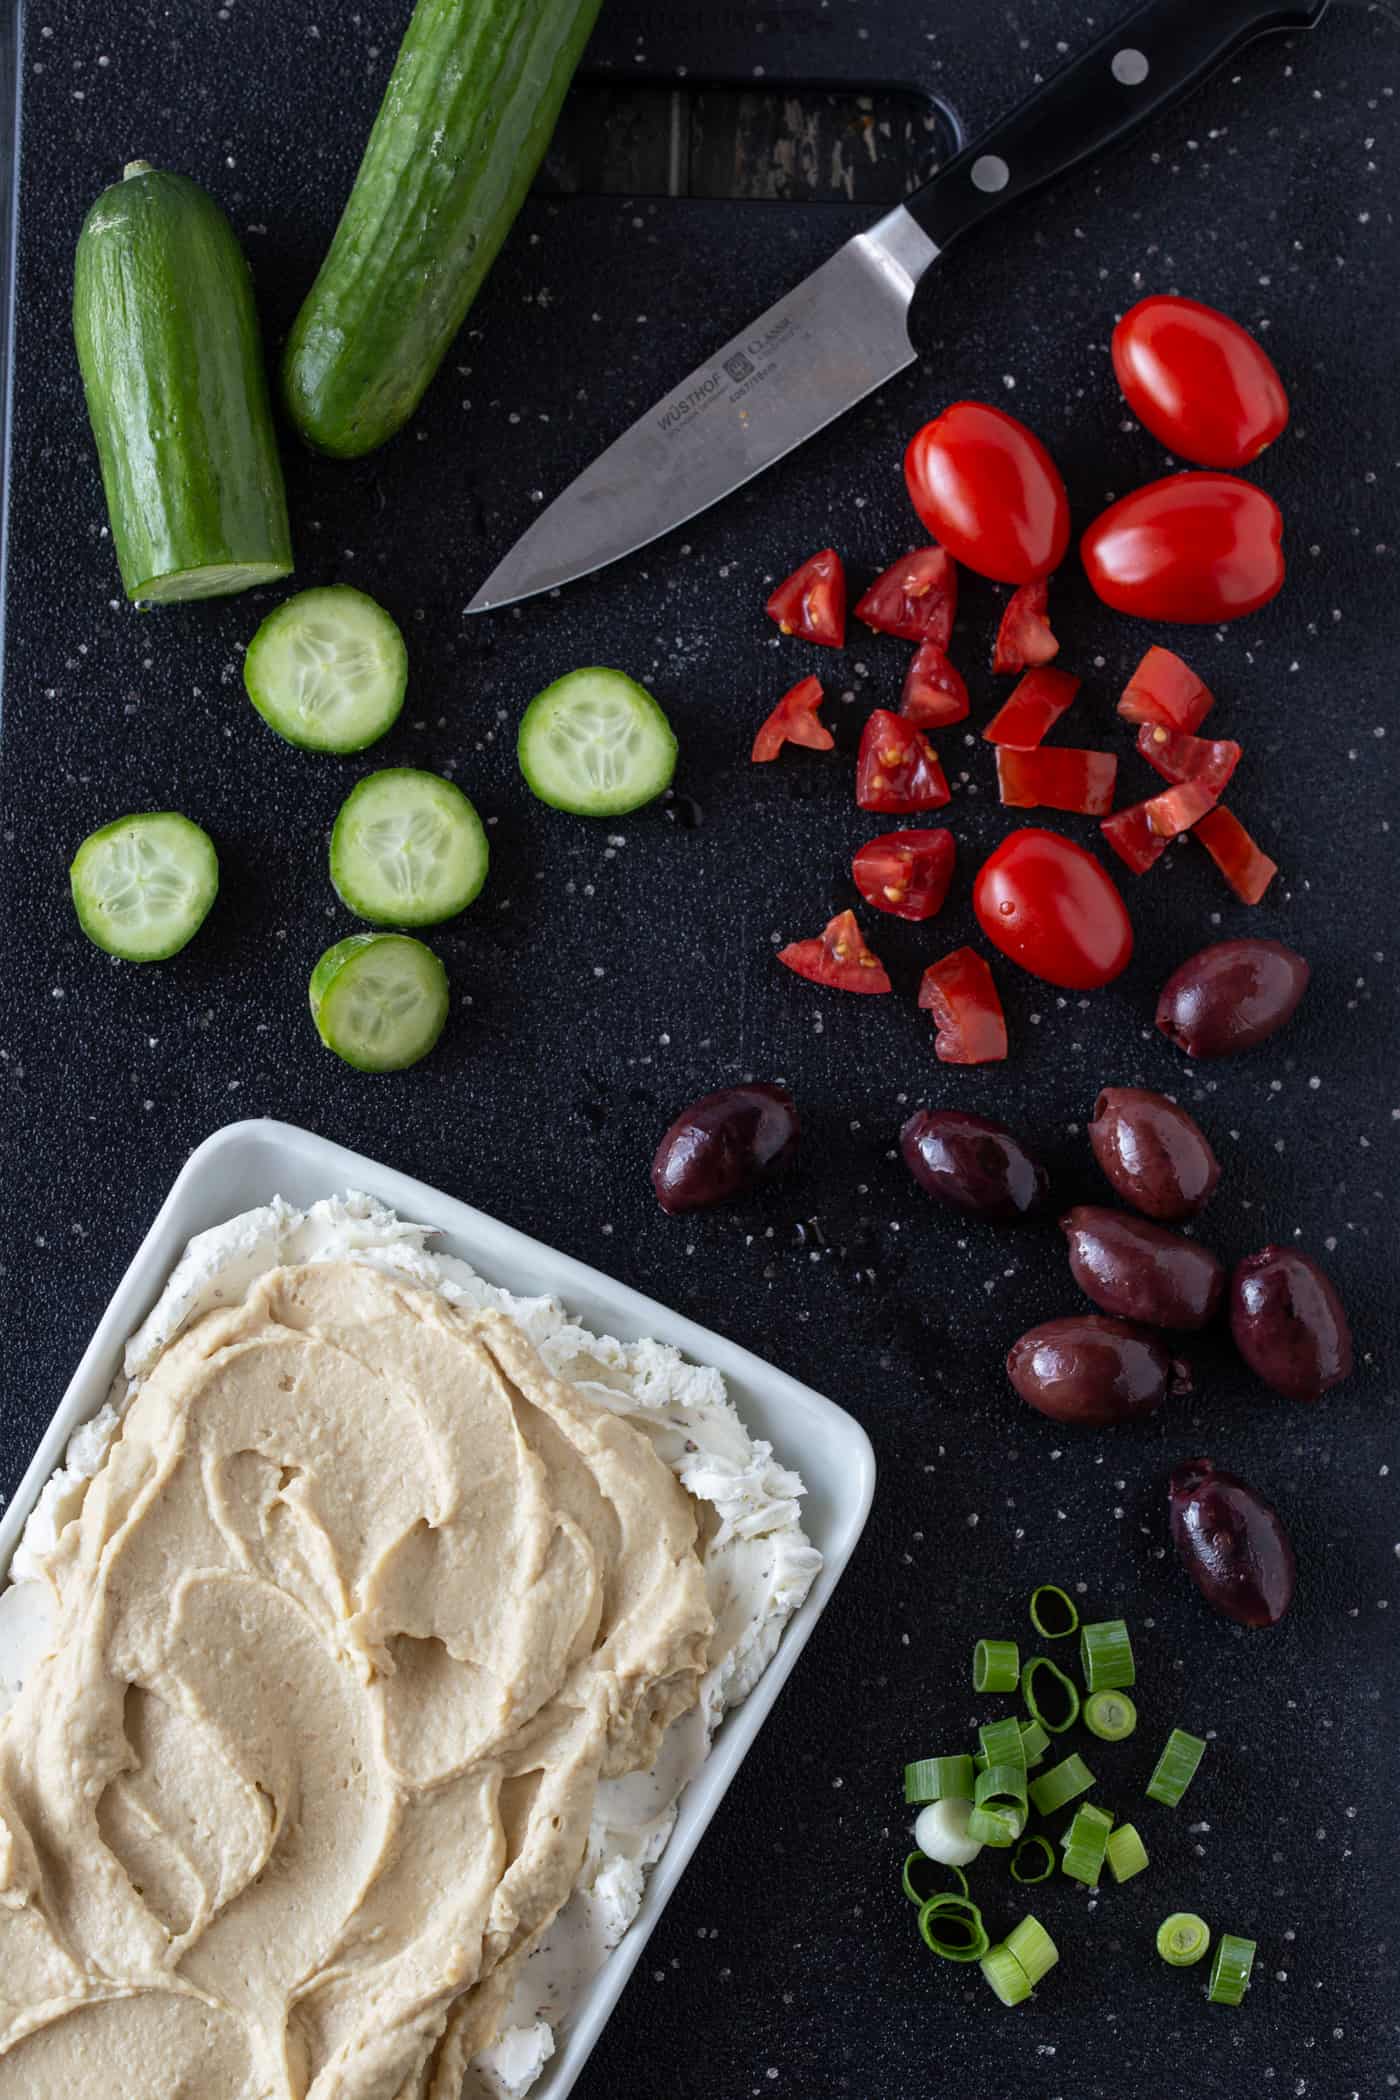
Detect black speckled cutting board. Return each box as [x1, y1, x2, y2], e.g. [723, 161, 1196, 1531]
[1, 3, 1397, 2095]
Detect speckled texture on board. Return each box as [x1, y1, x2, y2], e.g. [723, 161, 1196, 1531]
[0, 3, 1397, 2097]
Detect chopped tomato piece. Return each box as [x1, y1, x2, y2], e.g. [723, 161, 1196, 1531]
[1145, 779, 1219, 837]
[854, 546, 957, 646]
[1100, 801, 1168, 876]
[918, 948, 1008, 1065]
[1136, 722, 1241, 795]
[992, 578, 1058, 673]
[1193, 805, 1279, 904]
[901, 642, 969, 727]
[995, 746, 1118, 817]
[856, 709, 951, 813]
[778, 909, 892, 994]
[852, 828, 956, 922]
[765, 548, 846, 648]
[983, 667, 1081, 749]
[1117, 645, 1215, 733]
[751, 675, 833, 762]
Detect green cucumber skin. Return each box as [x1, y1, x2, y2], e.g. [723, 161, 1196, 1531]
[282, 0, 603, 458]
[73, 165, 293, 601]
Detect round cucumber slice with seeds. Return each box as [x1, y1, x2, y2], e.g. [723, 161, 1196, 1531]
[309, 933, 449, 1071]
[518, 667, 677, 817]
[244, 585, 407, 752]
[330, 768, 488, 925]
[70, 812, 218, 961]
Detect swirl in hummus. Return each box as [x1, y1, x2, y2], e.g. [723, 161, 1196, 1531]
[0, 1253, 749, 2098]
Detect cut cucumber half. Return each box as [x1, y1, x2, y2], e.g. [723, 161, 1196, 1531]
[244, 586, 407, 752]
[309, 933, 449, 1072]
[330, 769, 488, 925]
[70, 812, 218, 961]
[518, 667, 677, 816]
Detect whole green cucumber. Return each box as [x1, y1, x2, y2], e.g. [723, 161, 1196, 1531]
[73, 163, 293, 604]
[282, 0, 603, 459]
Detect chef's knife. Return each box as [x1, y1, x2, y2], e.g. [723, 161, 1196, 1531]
[467, 0, 1330, 615]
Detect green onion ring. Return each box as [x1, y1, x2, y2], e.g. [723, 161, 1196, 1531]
[972, 1638, 1020, 1693]
[1079, 1617, 1136, 1693]
[1207, 1932, 1256, 2005]
[1004, 1913, 1059, 1985]
[1027, 1753, 1094, 1818]
[1105, 1823, 1149, 1883]
[1028, 1583, 1080, 1639]
[979, 1941, 1033, 2005]
[1145, 1728, 1207, 1808]
[1010, 1834, 1055, 1885]
[1018, 1717, 1050, 1767]
[967, 1802, 1022, 1848]
[1022, 1655, 1081, 1735]
[975, 1761, 1028, 1812]
[1084, 1689, 1138, 1742]
[902, 1851, 969, 1907]
[1157, 1912, 1211, 1968]
[917, 1894, 990, 1963]
[977, 1716, 1027, 1773]
[903, 1753, 975, 1805]
[1061, 1802, 1112, 1888]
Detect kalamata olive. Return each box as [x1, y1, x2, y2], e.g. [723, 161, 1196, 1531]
[1168, 1457, 1296, 1627]
[650, 1083, 800, 1214]
[900, 1110, 1049, 1220]
[1229, 1245, 1353, 1402]
[1060, 1206, 1225, 1331]
[1007, 1315, 1190, 1427]
[1156, 938, 1309, 1058]
[1088, 1086, 1220, 1220]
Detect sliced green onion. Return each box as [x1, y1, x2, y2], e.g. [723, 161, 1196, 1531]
[918, 1894, 990, 1963]
[973, 1637, 1020, 1693]
[1029, 1583, 1080, 1639]
[1145, 1728, 1206, 1807]
[1062, 1802, 1112, 1888]
[978, 1715, 1027, 1767]
[967, 1802, 1023, 1848]
[979, 1942, 1033, 2006]
[1105, 1823, 1149, 1884]
[1010, 1834, 1056, 1885]
[1207, 1932, 1256, 2005]
[1157, 1912, 1212, 1968]
[1028, 1753, 1095, 1818]
[975, 1762, 1028, 1812]
[902, 1851, 969, 1907]
[1005, 1913, 1059, 1986]
[913, 1797, 983, 1868]
[1019, 1717, 1050, 1768]
[904, 1754, 975, 1805]
[1022, 1655, 1081, 1734]
[1079, 1617, 1136, 1692]
[1084, 1689, 1138, 1741]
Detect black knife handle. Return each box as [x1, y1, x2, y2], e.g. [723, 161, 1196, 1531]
[904, 0, 1330, 254]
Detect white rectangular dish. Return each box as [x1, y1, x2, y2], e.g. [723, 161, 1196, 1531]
[0, 1116, 875, 2100]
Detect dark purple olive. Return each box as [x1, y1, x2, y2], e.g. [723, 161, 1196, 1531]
[1088, 1086, 1220, 1221]
[900, 1110, 1048, 1221]
[650, 1084, 799, 1215]
[1007, 1315, 1191, 1427]
[1156, 939, 1309, 1058]
[1169, 1457, 1296, 1627]
[1229, 1245, 1353, 1402]
[1060, 1206, 1225, 1331]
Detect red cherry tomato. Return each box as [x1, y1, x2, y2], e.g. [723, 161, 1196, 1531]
[855, 709, 950, 814]
[751, 675, 833, 762]
[852, 828, 956, 921]
[1112, 295, 1289, 469]
[777, 910, 891, 994]
[918, 948, 1008, 1065]
[765, 548, 846, 647]
[992, 579, 1058, 673]
[900, 642, 969, 728]
[904, 402, 1070, 585]
[854, 546, 957, 646]
[974, 827, 1133, 990]
[1081, 473, 1284, 623]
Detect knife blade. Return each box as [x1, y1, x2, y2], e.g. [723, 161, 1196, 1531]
[467, 0, 1329, 615]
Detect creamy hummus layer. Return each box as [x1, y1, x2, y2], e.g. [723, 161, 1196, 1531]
[0, 1198, 821, 2100]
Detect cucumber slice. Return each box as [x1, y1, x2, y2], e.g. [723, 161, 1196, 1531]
[518, 667, 677, 816]
[244, 586, 407, 752]
[70, 812, 218, 961]
[309, 933, 449, 1072]
[330, 769, 488, 926]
